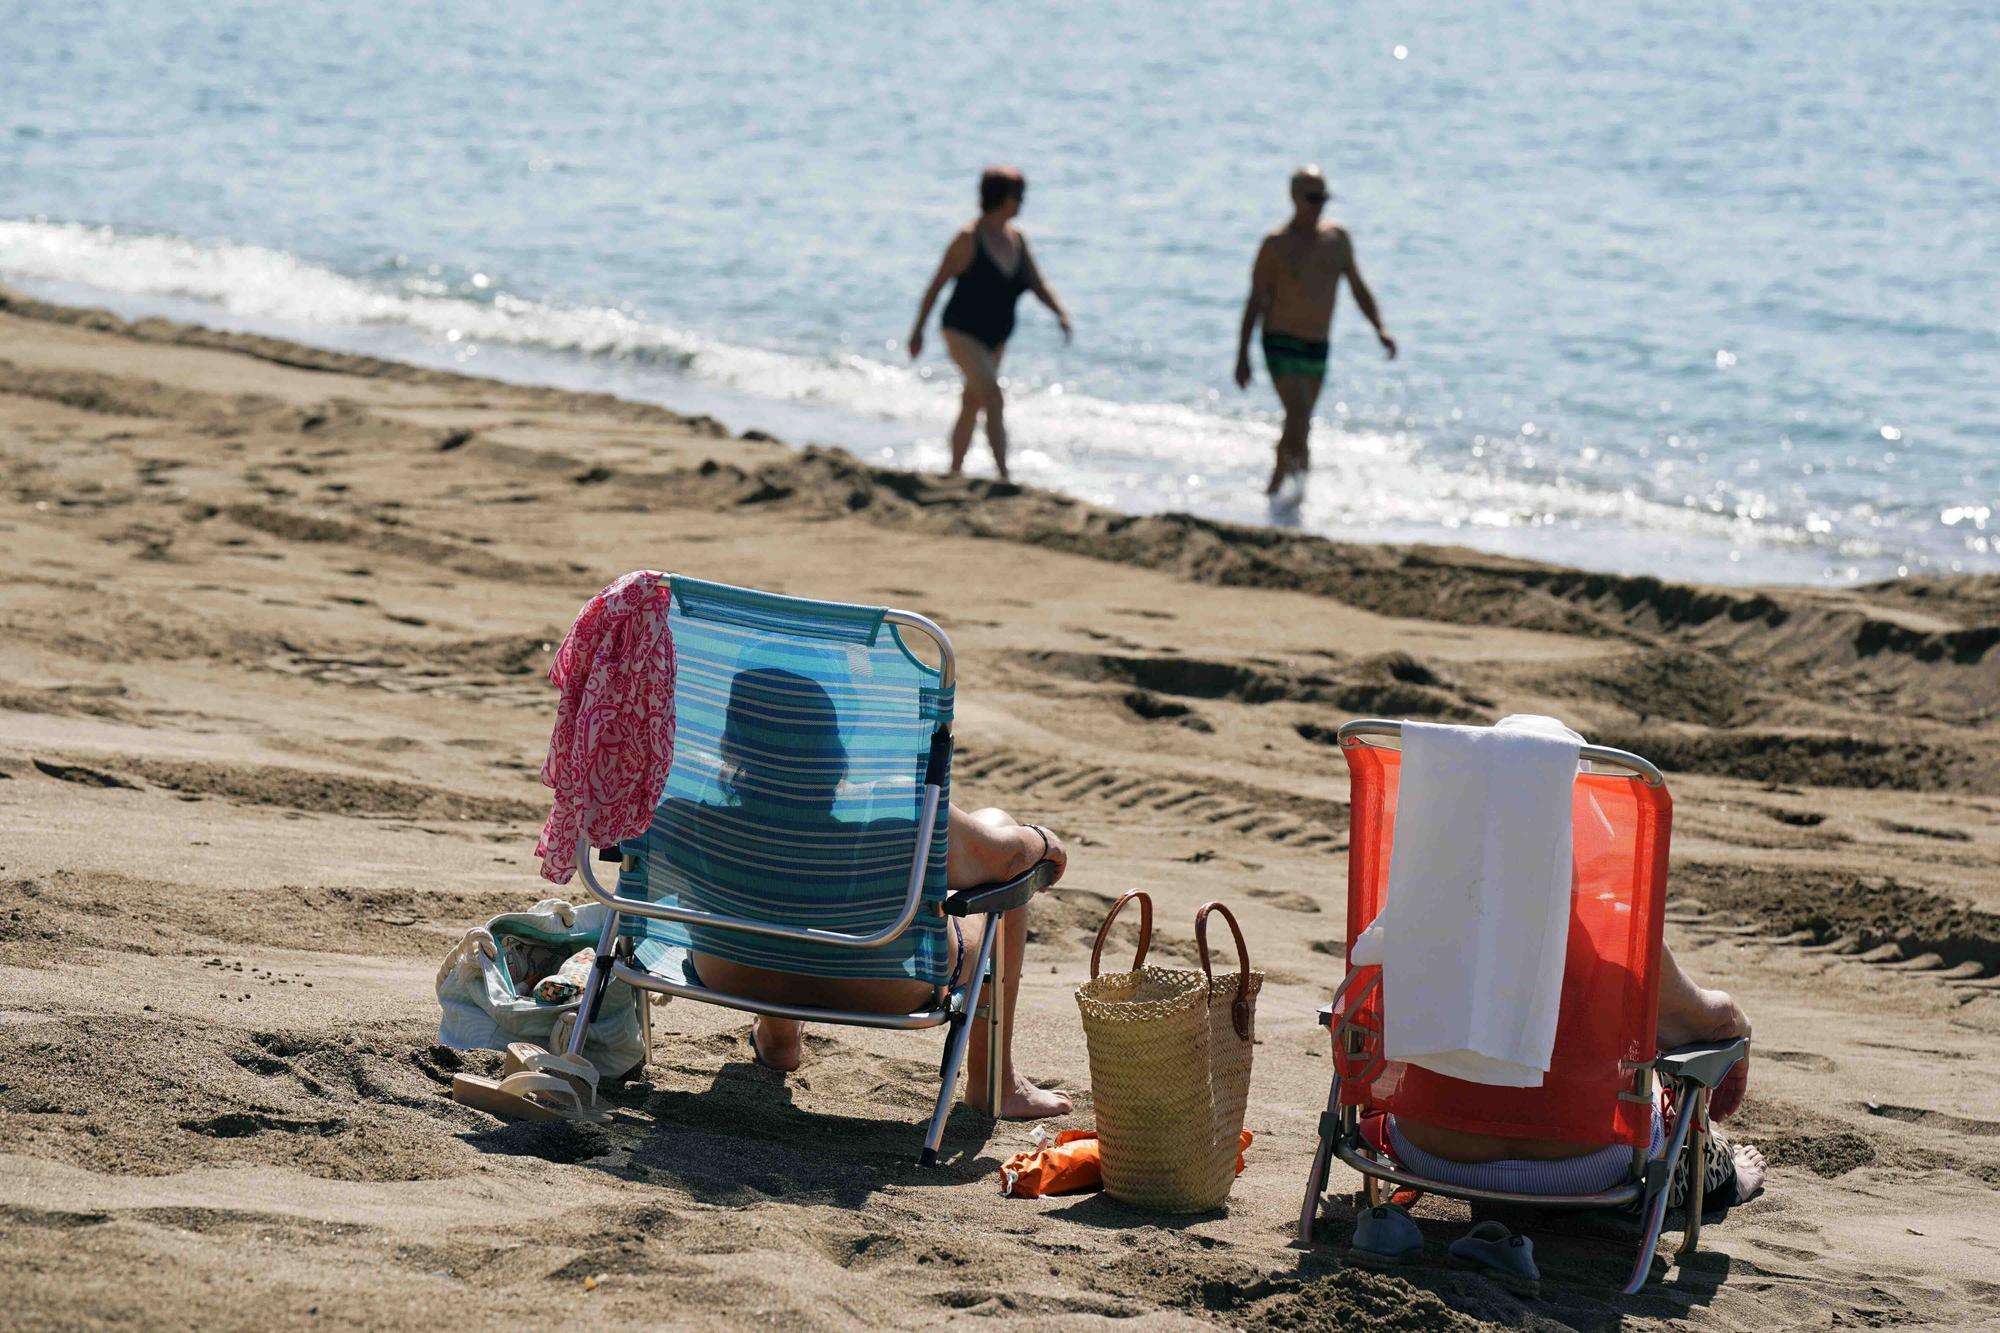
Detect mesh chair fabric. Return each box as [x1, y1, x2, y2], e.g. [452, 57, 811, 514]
[615, 578, 954, 984]
[1339, 744, 1669, 1150]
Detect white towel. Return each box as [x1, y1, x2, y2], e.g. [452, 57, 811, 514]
[1349, 715, 1582, 1087]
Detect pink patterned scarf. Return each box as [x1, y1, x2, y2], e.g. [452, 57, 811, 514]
[536, 571, 676, 884]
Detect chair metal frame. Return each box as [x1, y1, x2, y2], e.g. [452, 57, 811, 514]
[561, 581, 1049, 1166]
[1296, 719, 1747, 1295]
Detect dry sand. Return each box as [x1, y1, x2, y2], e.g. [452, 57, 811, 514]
[1, 286, 1996, 1330]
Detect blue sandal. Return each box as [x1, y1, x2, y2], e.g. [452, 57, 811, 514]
[1449, 1221, 1539, 1298]
[1347, 1202, 1424, 1269]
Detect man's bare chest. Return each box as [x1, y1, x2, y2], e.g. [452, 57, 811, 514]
[1275, 237, 1344, 286]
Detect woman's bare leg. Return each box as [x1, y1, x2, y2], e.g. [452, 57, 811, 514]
[949, 383, 979, 475]
[944, 331, 1006, 480]
[729, 803, 1072, 1116]
[949, 806, 1069, 1117]
[984, 344, 1009, 481]
[955, 905, 1070, 1117]
[752, 1016, 804, 1070]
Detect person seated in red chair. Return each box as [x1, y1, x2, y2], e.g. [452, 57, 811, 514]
[1393, 941, 1764, 1205]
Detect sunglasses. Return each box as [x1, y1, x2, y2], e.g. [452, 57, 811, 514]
[1302, 191, 1328, 204]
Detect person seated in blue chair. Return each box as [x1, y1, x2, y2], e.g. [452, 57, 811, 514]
[658, 666, 1073, 1120]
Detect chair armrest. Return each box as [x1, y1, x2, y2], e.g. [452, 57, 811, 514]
[1655, 1036, 1748, 1089]
[942, 860, 1058, 918]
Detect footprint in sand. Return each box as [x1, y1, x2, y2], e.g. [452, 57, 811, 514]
[1763, 1050, 1838, 1073]
[1879, 819, 1973, 842]
[1242, 886, 1322, 914]
[1864, 1102, 2000, 1137]
[31, 758, 137, 789]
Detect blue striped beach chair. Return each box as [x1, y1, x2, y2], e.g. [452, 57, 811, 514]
[562, 576, 1054, 1165]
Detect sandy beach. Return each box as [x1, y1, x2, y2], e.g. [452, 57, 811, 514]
[2, 286, 1997, 1331]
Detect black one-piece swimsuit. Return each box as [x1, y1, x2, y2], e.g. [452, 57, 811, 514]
[940, 232, 1029, 351]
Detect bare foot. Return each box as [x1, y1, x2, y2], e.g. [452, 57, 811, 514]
[964, 1070, 1073, 1120]
[1731, 1142, 1767, 1200]
[750, 1018, 802, 1072]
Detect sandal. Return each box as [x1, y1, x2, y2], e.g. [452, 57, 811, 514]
[503, 1041, 602, 1108]
[452, 1069, 609, 1123]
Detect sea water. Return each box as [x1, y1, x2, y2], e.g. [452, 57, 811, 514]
[4, 1, 1994, 585]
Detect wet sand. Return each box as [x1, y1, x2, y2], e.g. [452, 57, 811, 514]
[2, 286, 1997, 1331]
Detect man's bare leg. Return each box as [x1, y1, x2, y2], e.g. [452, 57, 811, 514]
[1655, 940, 1749, 1049]
[1654, 943, 1767, 1195]
[1268, 373, 1322, 494]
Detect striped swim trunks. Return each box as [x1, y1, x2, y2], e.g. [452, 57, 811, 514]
[1262, 331, 1329, 380]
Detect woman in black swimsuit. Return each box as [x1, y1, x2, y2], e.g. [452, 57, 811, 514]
[907, 166, 1072, 481]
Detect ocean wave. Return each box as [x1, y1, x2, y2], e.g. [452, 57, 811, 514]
[0, 218, 702, 368]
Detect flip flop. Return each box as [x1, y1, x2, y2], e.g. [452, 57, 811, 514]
[1449, 1221, 1540, 1299]
[452, 1069, 609, 1123]
[503, 1041, 601, 1108]
[1347, 1202, 1424, 1270]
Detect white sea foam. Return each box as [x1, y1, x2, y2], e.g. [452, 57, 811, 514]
[0, 219, 1843, 581]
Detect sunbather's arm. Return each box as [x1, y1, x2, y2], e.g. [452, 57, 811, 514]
[946, 804, 1067, 889]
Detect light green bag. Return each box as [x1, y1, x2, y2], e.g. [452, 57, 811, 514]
[435, 898, 649, 1079]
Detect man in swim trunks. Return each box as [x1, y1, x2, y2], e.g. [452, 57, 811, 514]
[1235, 165, 1397, 496]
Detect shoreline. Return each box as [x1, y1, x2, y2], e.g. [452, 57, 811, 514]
[2, 282, 1998, 1330]
[0, 268, 1921, 591]
[6, 280, 1994, 610]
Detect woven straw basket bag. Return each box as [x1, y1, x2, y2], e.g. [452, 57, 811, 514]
[1075, 890, 1264, 1212]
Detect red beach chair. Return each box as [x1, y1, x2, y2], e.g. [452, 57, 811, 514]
[1297, 719, 1747, 1295]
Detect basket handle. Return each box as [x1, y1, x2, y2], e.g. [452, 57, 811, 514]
[1089, 889, 1153, 979]
[1195, 901, 1253, 1039]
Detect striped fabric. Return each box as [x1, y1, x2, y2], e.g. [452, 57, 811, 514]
[1386, 1109, 1664, 1196]
[615, 578, 954, 985]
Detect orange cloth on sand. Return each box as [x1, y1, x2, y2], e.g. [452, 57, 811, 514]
[998, 1129, 1254, 1198]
